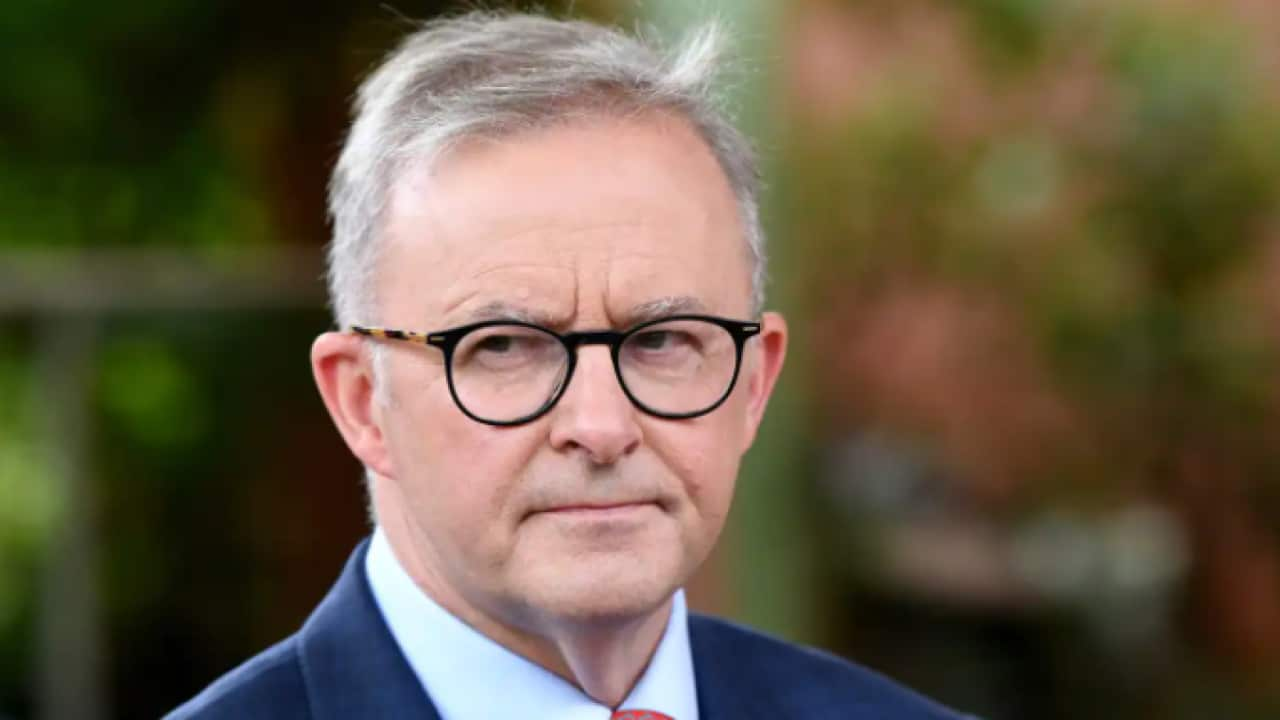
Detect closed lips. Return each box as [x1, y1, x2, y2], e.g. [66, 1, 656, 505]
[534, 501, 658, 514]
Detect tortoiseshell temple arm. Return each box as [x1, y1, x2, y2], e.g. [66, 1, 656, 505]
[348, 326, 438, 346]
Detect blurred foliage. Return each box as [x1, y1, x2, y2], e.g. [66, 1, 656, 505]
[98, 338, 208, 452]
[87, 310, 362, 717]
[0, 347, 59, 617]
[0, 334, 59, 718]
[786, 0, 1280, 495]
[782, 0, 1280, 717]
[0, 0, 274, 250]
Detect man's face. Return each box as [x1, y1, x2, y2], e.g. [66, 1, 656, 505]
[368, 113, 784, 630]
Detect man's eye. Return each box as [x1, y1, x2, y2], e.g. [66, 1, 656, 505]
[633, 331, 673, 350]
[462, 331, 559, 368]
[476, 335, 515, 353]
[632, 330, 699, 354]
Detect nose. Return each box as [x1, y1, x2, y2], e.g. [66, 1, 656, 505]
[547, 345, 642, 465]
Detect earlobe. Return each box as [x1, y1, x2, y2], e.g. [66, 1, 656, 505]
[741, 311, 788, 449]
[310, 332, 396, 478]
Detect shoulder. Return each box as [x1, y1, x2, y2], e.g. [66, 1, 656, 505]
[689, 613, 972, 719]
[164, 635, 310, 720]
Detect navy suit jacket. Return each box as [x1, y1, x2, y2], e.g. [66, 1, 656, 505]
[169, 539, 968, 719]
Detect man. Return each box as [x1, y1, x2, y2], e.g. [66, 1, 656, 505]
[171, 10, 969, 719]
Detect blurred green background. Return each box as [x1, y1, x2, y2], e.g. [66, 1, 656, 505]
[3, 0, 1279, 718]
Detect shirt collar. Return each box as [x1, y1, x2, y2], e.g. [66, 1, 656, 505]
[365, 526, 700, 720]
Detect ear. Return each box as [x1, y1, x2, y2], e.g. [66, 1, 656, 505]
[740, 311, 788, 451]
[310, 331, 396, 478]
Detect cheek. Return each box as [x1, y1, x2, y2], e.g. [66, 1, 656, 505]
[389, 358, 515, 479]
[648, 417, 743, 522]
[385, 368, 540, 541]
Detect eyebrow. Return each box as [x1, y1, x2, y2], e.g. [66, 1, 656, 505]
[619, 296, 709, 326]
[450, 295, 710, 330]
[456, 300, 563, 327]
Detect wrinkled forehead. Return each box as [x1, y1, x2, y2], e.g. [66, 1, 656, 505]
[377, 113, 754, 328]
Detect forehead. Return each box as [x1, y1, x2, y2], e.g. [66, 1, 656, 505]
[379, 112, 753, 327]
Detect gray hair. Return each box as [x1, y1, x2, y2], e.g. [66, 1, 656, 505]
[325, 10, 767, 332]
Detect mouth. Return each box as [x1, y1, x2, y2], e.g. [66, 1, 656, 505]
[528, 500, 661, 520]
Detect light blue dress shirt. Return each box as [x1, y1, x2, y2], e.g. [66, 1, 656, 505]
[365, 527, 700, 720]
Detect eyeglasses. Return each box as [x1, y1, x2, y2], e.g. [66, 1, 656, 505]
[350, 314, 761, 426]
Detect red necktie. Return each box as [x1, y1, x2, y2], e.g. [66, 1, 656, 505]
[612, 712, 674, 720]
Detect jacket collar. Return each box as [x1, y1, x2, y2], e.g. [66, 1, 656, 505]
[294, 538, 770, 720]
[689, 614, 786, 720]
[296, 538, 442, 720]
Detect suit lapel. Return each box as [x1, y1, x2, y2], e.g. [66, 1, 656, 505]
[296, 538, 443, 720]
[296, 542, 765, 720]
[689, 614, 782, 720]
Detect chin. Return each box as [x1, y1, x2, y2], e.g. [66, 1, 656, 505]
[519, 553, 686, 626]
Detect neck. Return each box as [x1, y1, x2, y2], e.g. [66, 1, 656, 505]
[373, 475, 672, 707]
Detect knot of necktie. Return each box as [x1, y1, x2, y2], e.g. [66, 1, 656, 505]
[611, 711, 674, 720]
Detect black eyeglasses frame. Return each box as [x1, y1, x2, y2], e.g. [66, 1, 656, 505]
[349, 313, 762, 426]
